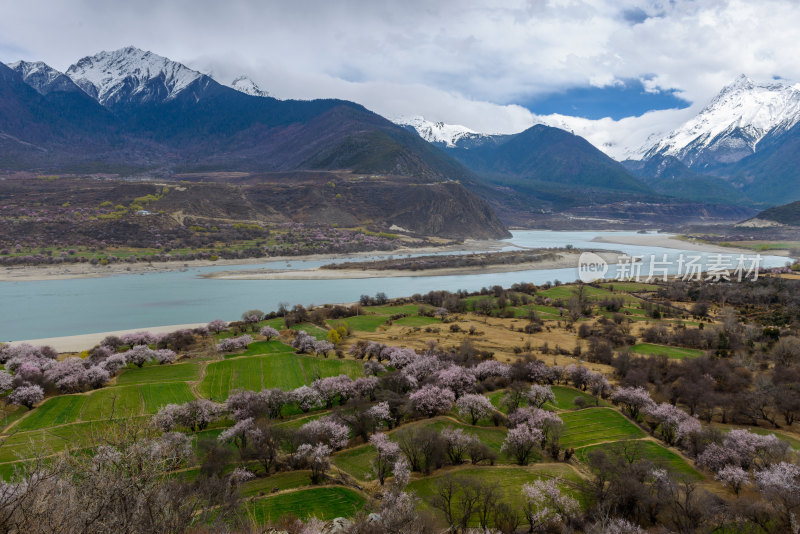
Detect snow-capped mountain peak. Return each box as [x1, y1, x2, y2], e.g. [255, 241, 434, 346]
[7, 60, 80, 95]
[394, 116, 487, 148]
[65, 46, 204, 106]
[638, 74, 800, 166]
[229, 75, 269, 97]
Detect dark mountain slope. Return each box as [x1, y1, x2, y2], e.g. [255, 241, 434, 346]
[624, 155, 750, 206]
[447, 124, 652, 194]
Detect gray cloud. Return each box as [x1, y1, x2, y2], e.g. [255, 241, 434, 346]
[2, 0, 800, 155]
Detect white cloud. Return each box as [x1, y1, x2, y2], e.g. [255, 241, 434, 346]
[2, 0, 800, 157]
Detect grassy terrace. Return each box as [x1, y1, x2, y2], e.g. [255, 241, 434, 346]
[630, 342, 705, 359]
[0, 282, 757, 528]
[198, 352, 362, 401]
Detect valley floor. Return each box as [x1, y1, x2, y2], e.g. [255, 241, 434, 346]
[592, 233, 762, 254]
[201, 251, 626, 280]
[0, 239, 507, 282]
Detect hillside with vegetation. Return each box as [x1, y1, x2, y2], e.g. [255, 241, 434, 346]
[0, 277, 798, 533]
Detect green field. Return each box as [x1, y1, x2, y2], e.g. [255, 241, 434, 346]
[548, 386, 605, 410]
[599, 282, 660, 292]
[575, 440, 701, 480]
[487, 386, 604, 414]
[392, 315, 440, 327]
[333, 444, 377, 480]
[290, 323, 329, 340]
[198, 353, 363, 401]
[538, 285, 612, 300]
[15, 382, 196, 431]
[408, 464, 582, 511]
[363, 304, 421, 315]
[631, 343, 704, 359]
[240, 471, 311, 497]
[116, 362, 201, 385]
[225, 340, 294, 359]
[244, 486, 366, 522]
[559, 408, 646, 448]
[337, 315, 388, 332]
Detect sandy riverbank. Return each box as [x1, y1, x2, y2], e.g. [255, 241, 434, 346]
[0, 239, 507, 282]
[201, 251, 626, 280]
[592, 234, 759, 254]
[5, 323, 208, 353]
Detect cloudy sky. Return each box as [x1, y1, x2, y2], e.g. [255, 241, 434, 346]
[2, 0, 800, 158]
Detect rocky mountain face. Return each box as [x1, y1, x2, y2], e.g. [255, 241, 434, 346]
[638, 75, 800, 170]
[229, 75, 269, 97]
[0, 48, 512, 239]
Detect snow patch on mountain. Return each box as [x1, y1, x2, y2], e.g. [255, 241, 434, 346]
[7, 61, 79, 95]
[65, 46, 204, 105]
[637, 75, 800, 163]
[394, 116, 491, 147]
[229, 75, 269, 97]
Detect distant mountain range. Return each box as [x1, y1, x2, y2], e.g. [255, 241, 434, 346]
[400, 75, 800, 209]
[0, 46, 778, 232]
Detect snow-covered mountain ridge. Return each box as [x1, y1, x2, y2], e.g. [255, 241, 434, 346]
[637, 75, 800, 165]
[65, 46, 205, 106]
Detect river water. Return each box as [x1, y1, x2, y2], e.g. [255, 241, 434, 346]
[0, 230, 788, 341]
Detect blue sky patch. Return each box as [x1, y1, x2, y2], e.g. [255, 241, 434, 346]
[523, 78, 691, 120]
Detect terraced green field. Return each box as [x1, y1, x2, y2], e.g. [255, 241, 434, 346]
[631, 343, 704, 359]
[559, 408, 646, 448]
[333, 444, 377, 480]
[225, 340, 294, 359]
[240, 470, 311, 496]
[244, 486, 366, 522]
[198, 353, 363, 401]
[548, 386, 605, 410]
[337, 315, 388, 332]
[575, 440, 702, 480]
[392, 315, 439, 327]
[116, 362, 201, 385]
[363, 304, 421, 315]
[408, 464, 582, 510]
[15, 382, 195, 431]
[289, 323, 329, 340]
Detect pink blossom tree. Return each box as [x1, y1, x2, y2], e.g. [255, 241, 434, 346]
[402, 354, 441, 383]
[754, 462, 800, 529]
[291, 385, 323, 413]
[370, 432, 400, 485]
[0, 370, 12, 393]
[353, 376, 380, 400]
[521, 478, 580, 532]
[101, 353, 127, 374]
[455, 393, 494, 425]
[9, 384, 44, 409]
[409, 385, 455, 417]
[366, 401, 392, 428]
[207, 319, 228, 334]
[259, 326, 280, 340]
[471, 360, 510, 381]
[298, 417, 350, 450]
[312, 340, 334, 357]
[644, 402, 697, 445]
[290, 331, 317, 354]
[502, 424, 544, 465]
[440, 428, 477, 464]
[386, 347, 417, 369]
[293, 443, 332, 484]
[611, 386, 655, 420]
[85, 366, 110, 389]
[312, 375, 355, 408]
[527, 384, 555, 409]
[216, 334, 253, 353]
[716, 465, 750, 495]
[436, 365, 477, 398]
